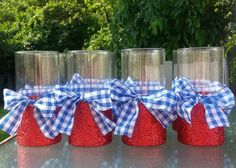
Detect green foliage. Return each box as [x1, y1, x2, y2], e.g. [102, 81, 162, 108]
[0, 0, 99, 51]
[0, 0, 104, 102]
[0, 0, 235, 87]
[226, 33, 236, 85]
[83, 0, 113, 50]
[110, 0, 236, 60]
[93, 0, 235, 77]
[225, 4, 236, 85]
[0, 107, 9, 141]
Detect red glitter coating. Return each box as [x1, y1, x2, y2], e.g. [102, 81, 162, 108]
[172, 116, 182, 131]
[69, 102, 112, 146]
[177, 103, 224, 146]
[122, 103, 166, 146]
[17, 105, 61, 147]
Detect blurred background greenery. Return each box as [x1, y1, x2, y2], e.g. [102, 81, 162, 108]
[0, 107, 9, 141]
[0, 0, 235, 105]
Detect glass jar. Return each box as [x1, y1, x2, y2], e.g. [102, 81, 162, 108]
[65, 50, 114, 146]
[67, 50, 114, 82]
[121, 48, 165, 85]
[15, 51, 60, 90]
[120, 48, 167, 146]
[14, 51, 61, 146]
[175, 47, 225, 146]
[176, 47, 225, 90]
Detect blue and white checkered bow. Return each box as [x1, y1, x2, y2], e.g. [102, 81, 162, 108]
[110, 77, 177, 138]
[172, 77, 235, 128]
[0, 89, 58, 138]
[52, 84, 116, 136]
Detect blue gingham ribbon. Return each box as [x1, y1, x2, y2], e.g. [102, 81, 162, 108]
[52, 83, 116, 136]
[110, 77, 177, 138]
[172, 77, 235, 128]
[69, 73, 111, 85]
[0, 88, 58, 138]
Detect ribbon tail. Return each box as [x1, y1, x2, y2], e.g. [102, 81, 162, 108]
[147, 108, 177, 128]
[213, 87, 235, 115]
[89, 105, 116, 135]
[204, 104, 229, 128]
[141, 91, 177, 128]
[0, 101, 28, 135]
[33, 108, 59, 139]
[112, 102, 123, 122]
[178, 100, 197, 124]
[114, 100, 139, 138]
[52, 99, 77, 135]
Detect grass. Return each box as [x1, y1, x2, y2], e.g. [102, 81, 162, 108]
[0, 107, 10, 142]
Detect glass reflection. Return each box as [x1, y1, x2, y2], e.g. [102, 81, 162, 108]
[120, 144, 167, 168]
[176, 144, 225, 168]
[17, 144, 62, 168]
[0, 131, 235, 168]
[59, 53, 67, 84]
[0, 139, 18, 167]
[68, 144, 113, 168]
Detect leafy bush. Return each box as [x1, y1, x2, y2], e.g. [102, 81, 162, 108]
[0, 0, 235, 96]
[0, 0, 100, 51]
[93, 0, 234, 77]
[0, 107, 9, 141]
[83, 0, 113, 50]
[226, 33, 236, 87]
[110, 0, 236, 59]
[0, 0, 104, 103]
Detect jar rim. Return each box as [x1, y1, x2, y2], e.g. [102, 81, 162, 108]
[121, 48, 165, 54]
[67, 50, 112, 55]
[177, 47, 224, 52]
[15, 50, 59, 55]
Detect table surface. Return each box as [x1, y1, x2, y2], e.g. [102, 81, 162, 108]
[0, 112, 236, 168]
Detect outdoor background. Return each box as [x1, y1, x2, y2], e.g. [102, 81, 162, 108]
[0, 0, 236, 104]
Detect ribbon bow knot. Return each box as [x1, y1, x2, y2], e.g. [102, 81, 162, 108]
[0, 89, 58, 138]
[172, 77, 235, 128]
[111, 78, 177, 138]
[52, 85, 115, 136]
[29, 99, 37, 105]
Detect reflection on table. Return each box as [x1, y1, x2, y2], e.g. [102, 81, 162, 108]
[0, 112, 235, 168]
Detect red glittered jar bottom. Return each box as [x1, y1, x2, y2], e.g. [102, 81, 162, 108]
[17, 105, 61, 147]
[69, 102, 112, 147]
[122, 103, 166, 146]
[172, 116, 182, 131]
[177, 103, 224, 146]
